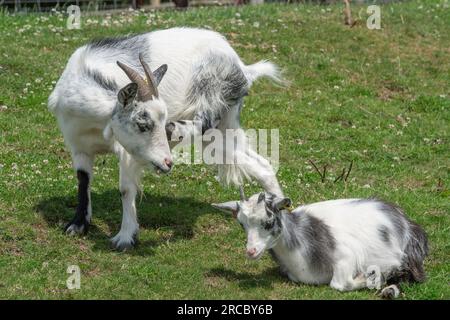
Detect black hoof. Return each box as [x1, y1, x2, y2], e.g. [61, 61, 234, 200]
[64, 217, 89, 235]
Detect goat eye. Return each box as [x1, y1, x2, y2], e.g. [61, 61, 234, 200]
[262, 219, 275, 231]
[136, 121, 154, 132]
[135, 113, 154, 132]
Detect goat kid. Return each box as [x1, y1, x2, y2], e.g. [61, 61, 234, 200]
[49, 28, 282, 250]
[212, 189, 428, 298]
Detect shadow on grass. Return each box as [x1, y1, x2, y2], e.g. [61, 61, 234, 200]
[206, 266, 285, 290]
[35, 189, 215, 256]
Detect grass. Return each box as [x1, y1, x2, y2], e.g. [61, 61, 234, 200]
[0, 1, 449, 299]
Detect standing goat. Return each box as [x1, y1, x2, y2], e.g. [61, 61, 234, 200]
[212, 189, 428, 298]
[48, 28, 282, 250]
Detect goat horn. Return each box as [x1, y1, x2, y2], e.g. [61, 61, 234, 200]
[139, 53, 159, 100]
[239, 186, 248, 202]
[116, 60, 152, 102]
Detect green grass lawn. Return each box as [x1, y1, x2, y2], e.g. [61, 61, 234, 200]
[0, 1, 449, 299]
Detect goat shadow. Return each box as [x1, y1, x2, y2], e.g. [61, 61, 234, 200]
[35, 189, 216, 256]
[206, 266, 286, 290]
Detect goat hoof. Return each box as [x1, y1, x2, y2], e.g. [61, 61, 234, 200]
[378, 285, 400, 300]
[64, 220, 89, 235]
[110, 234, 138, 252]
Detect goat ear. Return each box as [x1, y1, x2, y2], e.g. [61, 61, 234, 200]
[272, 197, 292, 211]
[103, 123, 113, 141]
[257, 192, 265, 203]
[118, 83, 138, 107]
[152, 64, 168, 87]
[211, 201, 239, 218]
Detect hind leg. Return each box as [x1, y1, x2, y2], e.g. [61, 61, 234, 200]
[65, 153, 94, 235]
[378, 284, 400, 299]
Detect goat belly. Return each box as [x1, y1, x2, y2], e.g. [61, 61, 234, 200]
[274, 245, 332, 285]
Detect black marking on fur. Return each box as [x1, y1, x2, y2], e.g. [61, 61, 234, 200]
[65, 170, 90, 233]
[378, 225, 391, 244]
[84, 68, 118, 92]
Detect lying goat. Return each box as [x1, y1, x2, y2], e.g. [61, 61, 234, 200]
[48, 28, 282, 250]
[212, 189, 428, 298]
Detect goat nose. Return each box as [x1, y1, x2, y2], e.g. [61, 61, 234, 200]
[247, 248, 257, 257]
[164, 158, 173, 169]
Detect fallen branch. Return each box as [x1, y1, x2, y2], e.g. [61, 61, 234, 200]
[344, 160, 353, 182]
[309, 159, 328, 183]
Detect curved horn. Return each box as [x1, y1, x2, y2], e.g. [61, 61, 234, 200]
[116, 60, 152, 102]
[139, 53, 158, 99]
[239, 186, 248, 202]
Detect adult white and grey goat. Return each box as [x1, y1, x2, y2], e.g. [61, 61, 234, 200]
[48, 28, 283, 250]
[213, 189, 428, 298]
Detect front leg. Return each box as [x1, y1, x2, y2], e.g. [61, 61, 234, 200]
[111, 151, 142, 251]
[65, 153, 94, 235]
[330, 261, 368, 292]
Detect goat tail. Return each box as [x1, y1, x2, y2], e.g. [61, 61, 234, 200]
[403, 222, 429, 283]
[243, 60, 286, 87]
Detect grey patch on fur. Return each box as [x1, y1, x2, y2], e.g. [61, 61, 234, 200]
[186, 53, 248, 125]
[375, 200, 428, 283]
[378, 225, 391, 244]
[377, 201, 408, 240]
[83, 67, 118, 92]
[280, 211, 336, 275]
[352, 199, 429, 284]
[88, 34, 145, 52]
[87, 34, 152, 78]
[351, 199, 408, 240]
